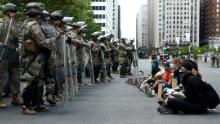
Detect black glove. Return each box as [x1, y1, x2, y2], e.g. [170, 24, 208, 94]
[100, 46, 105, 51]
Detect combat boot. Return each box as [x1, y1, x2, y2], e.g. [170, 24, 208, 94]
[22, 107, 36, 115]
[46, 94, 56, 105]
[108, 75, 114, 79]
[34, 106, 49, 112]
[11, 94, 23, 105]
[0, 98, 7, 108]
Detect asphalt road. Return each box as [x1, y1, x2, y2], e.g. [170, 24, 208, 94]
[0, 59, 220, 124]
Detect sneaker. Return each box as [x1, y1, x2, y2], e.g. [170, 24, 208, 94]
[157, 106, 173, 114]
[157, 99, 165, 106]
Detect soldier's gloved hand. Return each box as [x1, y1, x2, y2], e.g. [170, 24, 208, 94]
[100, 46, 105, 51]
[55, 32, 65, 40]
[66, 37, 72, 44]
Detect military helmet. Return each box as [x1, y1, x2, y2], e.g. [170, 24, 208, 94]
[2, 3, 17, 13]
[25, 2, 43, 15]
[50, 10, 64, 21]
[62, 16, 74, 25]
[91, 31, 102, 37]
[41, 10, 50, 21]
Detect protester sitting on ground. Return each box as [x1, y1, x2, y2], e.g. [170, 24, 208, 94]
[151, 56, 161, 77]
[152, 62, 172, 92]
[157, 60, 219, 114]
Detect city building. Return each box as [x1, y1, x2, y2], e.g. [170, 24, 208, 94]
[201, 0, 220, 48]
[118, 5, 121, 39]
[91, 0, 119, 39]
[148, 0, 200, 48]
[136, 4, 148, 48]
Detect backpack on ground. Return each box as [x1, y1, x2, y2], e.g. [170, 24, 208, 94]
[201, 81, 220, 109]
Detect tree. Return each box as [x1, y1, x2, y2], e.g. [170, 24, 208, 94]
[0, 0, 101, 40]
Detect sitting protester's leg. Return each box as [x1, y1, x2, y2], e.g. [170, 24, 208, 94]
[166, 97, 207, 114]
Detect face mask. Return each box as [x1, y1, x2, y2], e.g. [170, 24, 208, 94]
[170, 63, 174, 69]
[179, 72, 188, 83]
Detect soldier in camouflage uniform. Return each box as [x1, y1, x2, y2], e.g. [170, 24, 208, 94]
[40, 10, 58, 105]
[0, 3, 22, 108]
[104, 34, 114, 80]
[90, 32, 102, 83]
[111, 39, 119, 74]
[118, 38, 133, 78]
[126, 39, 135, 76]
[49, 10, 67, 99]
[72, 22, 87, 87]
[99, 36, 107, 82]
[20, 2, 58, 114]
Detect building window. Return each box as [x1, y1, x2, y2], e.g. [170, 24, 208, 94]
[92, 6, 106, 10]
[93, 14, 105, 19]
[92, 0, 106, 2]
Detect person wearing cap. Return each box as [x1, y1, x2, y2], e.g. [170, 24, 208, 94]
[90, 32, 102, 83]
[157, 60, 207, 114]
[20, 2, 58, 114]
[0, 2, 22, 108]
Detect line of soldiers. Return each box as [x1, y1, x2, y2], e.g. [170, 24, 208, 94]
[0, 2, 135, 115]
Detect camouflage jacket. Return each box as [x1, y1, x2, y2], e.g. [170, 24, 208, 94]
[91, 41, 101, 65]
[0, 18, 20, 63]
[21, 19, 57, 77]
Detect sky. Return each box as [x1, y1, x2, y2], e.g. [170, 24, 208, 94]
[118, 0, 147, 40]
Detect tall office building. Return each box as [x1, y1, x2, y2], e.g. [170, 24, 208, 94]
[91, 0, 119, 39]
[148, 0, 200, 47]
[137, 4, 148, 48]
[201, 0, 220, 48]
[118, 5, 121, 39]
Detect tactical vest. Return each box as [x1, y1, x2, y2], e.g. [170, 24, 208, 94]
[0, 18, 18, 50]
[22, 20, 39, 53]
[91, 42, 101, 65]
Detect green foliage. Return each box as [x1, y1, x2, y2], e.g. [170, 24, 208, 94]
[177, 45, 220, 55]
[0, 0, 101, 40]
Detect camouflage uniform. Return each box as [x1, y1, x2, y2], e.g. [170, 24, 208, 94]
[0, 4, 22, 107]
[126, 41, 135, 75]
[118, 40, 132, 78]
[104, 38, 113, 80]
[99, 37, 107, 82]
[76, 34, 86, 85]
[40, 19, 58, 105]
[20, 3, 57, 113]
[90, 32, 102, 83]
[111, 41, 119, 73]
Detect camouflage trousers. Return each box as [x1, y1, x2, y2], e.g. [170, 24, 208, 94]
[0, 60, 20, 96]
[77, 64, 85, 84]
[119, 61, 128, 77]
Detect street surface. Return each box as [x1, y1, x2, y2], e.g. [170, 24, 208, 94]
[0, 59, 220, 124]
